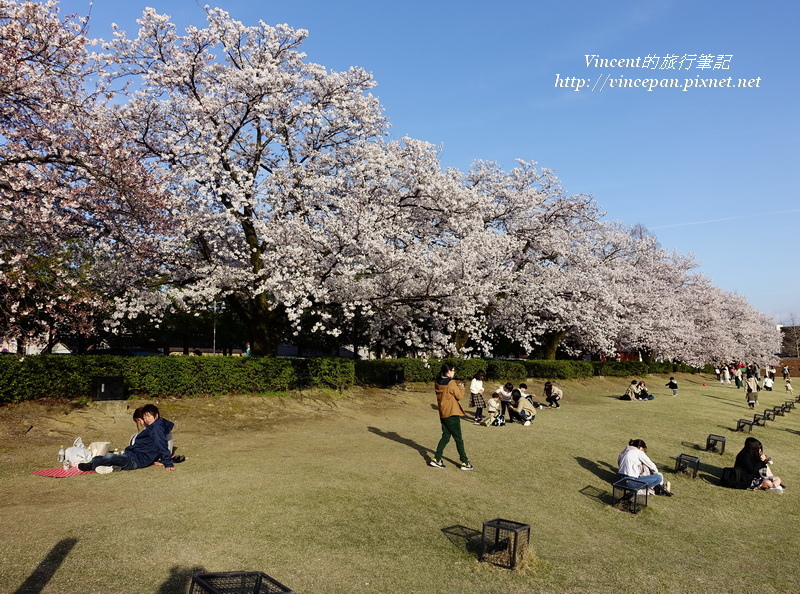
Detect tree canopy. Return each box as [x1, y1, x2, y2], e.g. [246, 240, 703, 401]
[0, 1, 782, 364]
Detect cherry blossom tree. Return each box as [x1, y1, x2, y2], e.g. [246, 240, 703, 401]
[0, 0, 168, 350]
[1, 1, 781, 364]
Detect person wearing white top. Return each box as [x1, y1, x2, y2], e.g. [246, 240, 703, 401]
[617, 439, 667, 492]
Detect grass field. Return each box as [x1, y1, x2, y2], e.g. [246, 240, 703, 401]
[1, 373, 799, 593]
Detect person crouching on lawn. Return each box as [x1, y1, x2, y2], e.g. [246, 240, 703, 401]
[79, 404, 175, 473]
[543, 381, 563, 407]
[508, 389, 536, 425]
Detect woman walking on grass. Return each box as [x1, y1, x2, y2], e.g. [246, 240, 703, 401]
[429, 363, 474, 471]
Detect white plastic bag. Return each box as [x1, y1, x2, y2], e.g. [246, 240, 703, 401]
[65, 437, 92, 465]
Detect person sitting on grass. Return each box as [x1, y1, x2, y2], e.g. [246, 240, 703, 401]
[518, 383, 544, 409]
[130, 407, 185, 465]
[543, 381, 563, 408]
[617, 439, 672, 496]
[620, 380, 638, 400]
[79, 404, 175, 473]
[634, 380, 653, 400]
[507, 389, 536, 426]
[734, 437, 783, 491]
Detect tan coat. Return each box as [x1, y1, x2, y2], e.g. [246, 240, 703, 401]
[435, 379, 466, 419]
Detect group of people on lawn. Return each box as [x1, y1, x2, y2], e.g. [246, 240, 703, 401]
[430, 363, 786, 495]
[428, 363, 563, 471]
[468, 371, 564, 427]
[716, 362, 793, 395]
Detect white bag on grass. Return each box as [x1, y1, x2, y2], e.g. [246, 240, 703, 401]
[65, 437, 92, 465]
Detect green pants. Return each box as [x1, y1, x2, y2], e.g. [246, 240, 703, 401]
[435, 416, 469, 464]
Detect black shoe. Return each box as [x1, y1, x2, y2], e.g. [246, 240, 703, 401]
[172, 455, 186, 464]
[77, 462, 92, 471]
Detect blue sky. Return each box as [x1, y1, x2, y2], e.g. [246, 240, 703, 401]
[60, 0, 799, 321]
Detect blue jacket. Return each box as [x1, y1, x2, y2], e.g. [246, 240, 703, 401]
[124, 417, 174, 468]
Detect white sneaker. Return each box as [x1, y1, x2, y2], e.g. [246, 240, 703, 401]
[523, 420, 531, 426]
[768, 487, 783, 493]
[95, 465, 114, 474]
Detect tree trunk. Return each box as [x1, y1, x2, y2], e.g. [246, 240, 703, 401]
[227, 293, 287, 357]
[541, 330, 569, 360]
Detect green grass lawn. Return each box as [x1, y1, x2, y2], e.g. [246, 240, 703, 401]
[1, 373, 799, 593]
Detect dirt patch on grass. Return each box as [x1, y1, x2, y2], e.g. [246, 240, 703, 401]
[0, 385, 428, 471]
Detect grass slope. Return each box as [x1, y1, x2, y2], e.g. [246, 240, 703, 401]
[1, 373, 798, 593]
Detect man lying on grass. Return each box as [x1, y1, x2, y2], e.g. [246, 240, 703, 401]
[79, 404, 175, 473]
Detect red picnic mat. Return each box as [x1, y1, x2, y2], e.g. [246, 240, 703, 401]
[32, 467, 95, 478]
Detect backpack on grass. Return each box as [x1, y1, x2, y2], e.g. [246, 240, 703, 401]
[721, 467, 748, 489]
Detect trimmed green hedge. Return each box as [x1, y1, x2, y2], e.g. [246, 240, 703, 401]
[0, 355, 706, 404]
[593, 361, 650, 377]
[592, 360, 703, 377]
[353, 358, 597, 385]
[303, 357, 355, 391]
[523, 360, 594, 379]
[0, 355, 299, 403]
[486, 360, 527, 383]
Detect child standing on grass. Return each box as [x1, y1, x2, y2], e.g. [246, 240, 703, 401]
[469, 371, 487, 425]
[484, 393, 501, 426]
[786, 379, 794, 394]
[666, 377, 679, 396]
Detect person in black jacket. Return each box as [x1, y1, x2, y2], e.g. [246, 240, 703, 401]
[734, 438, 782, 490]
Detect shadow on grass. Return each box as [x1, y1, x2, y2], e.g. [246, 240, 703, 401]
[156, 565, 207, 594]
[441, 525, 482, 556]
[680, 440, 704, 452]
[14, 537, 77, 594]
[698, 472, 723, 485]
[579, 485, 614, 505]
[786, 428, 800, 435]
[575, 456, 617, 483]
[367, 426, 460, 467]
[669, 454, 723, 485]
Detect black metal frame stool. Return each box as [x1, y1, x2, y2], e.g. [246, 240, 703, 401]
[675, 453, 700, 478]
[612, 477, 648, 514]
[480, 518, 531, 569]
[706, 434, 726, 454]
[189, 571, 293, 594]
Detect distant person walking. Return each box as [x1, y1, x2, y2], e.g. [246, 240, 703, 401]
[666, 377, 679, 396]
[745, 370, 760, 409]
[429, 363, 473, 471]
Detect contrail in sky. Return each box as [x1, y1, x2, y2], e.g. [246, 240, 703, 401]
[650, 209, 800, 230]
